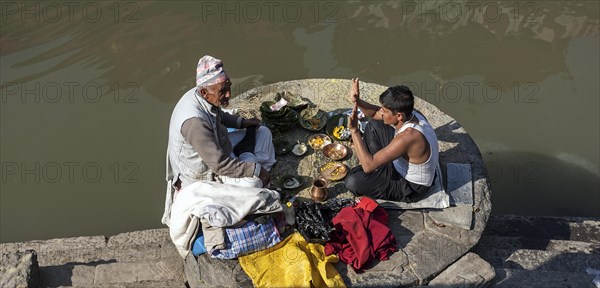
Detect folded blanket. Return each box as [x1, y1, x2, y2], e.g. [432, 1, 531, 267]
[168, 181, 282, 257]
[212, 218, 281, 259]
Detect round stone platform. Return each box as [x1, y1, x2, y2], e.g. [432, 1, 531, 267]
[221, 79, 493, 286]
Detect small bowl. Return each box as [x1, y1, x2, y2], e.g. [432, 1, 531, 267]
[322, 143, 348, 161]
[281, 175, 302, 189]
[292, 143, 308, 156]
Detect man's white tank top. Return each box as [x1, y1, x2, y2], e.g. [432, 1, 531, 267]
[392, 112, 439, 186]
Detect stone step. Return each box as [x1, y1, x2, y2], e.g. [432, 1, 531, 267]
[491, 268, 597, 288]
[39, 257, 184, 287]
[476, 235, 600, 254]
[427, 252, 495, 287]
[474, 234, 600, 276]
[0, 229, 180, 267]
[52, 280, 187, 288]
[484, 215, 600, 243]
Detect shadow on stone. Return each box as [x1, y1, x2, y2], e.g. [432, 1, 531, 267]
[40, 259, 116, 287]
[188, 254, 252, 288]
[474, 214, 600, 286]
[434, 120, 487, 187]
[483, 150, 600, 218]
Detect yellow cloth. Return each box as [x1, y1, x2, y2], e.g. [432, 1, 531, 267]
[239, 233, 346, 288]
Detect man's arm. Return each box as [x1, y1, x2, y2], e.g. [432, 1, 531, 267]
[349, 78, 383, 120]
[351, 130, 410, 173]
[221, 112, 243, 128]
[181, 117, 257, 178]
[348, 104, 409, 173]
[222, 111, 261, 128]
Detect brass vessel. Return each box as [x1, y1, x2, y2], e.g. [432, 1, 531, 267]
[310, 178, 328, 202]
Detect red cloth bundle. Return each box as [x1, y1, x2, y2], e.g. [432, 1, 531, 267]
[324, 197, 397, 272]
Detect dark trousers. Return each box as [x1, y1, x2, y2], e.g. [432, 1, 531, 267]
[344, 120, 431, 202]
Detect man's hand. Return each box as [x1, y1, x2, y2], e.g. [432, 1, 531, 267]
[258, 167, 271, 187]
[242, 118, 261, 128]
[348, 103, 360, 133]
[350, 78, 360, 103]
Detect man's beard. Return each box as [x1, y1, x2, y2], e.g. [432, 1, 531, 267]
[220, 99, 229, 107]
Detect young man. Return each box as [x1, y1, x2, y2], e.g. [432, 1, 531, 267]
[345, 78, 439, 202]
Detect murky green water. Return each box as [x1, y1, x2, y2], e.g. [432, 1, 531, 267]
[1, 1, 598, 242]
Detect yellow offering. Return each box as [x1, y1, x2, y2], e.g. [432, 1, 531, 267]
[333, 125, 345, 139]
[239, 233, 346, 288]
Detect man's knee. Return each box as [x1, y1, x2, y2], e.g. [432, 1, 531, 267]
[344, 172, 361, 194]
[256, 126, 272, 138]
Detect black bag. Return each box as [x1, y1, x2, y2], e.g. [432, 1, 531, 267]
[295, 198, 354, 243]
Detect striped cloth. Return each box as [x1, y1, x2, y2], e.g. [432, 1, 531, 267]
[211, 218, 281, 260]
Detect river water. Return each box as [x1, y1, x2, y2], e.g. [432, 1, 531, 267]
[1, 1, 598, 243]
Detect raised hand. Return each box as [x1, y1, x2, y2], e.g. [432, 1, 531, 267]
[348, 102, 359, 132]
[350, 78, 360, 103]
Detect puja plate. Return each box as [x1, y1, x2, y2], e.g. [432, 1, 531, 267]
[322, 143, 349, 161]
[319, 162, 349, 182]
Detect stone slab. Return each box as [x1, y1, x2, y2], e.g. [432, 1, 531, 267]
[31, 244, 163, 266]
[403, 230, 470, 284]
[195, 253, 253, 287]
[184, 253, 203, 288]
[428, 206, 474, 230]
[428, 252, 495, 287]
[336, 249, 419, 287]
[40, 264, 95, 287]
[447, 163, 473, 206]
[424, 213, 481, 247]
[0, 250, 40, 288]
[107, 228, 170, 247]
[93, 257, 183, 284]
[0, 236, 107, 266]
[389, 210, 425, 237]
[505, 249, 600, 273]
[492, 268, 596, 288]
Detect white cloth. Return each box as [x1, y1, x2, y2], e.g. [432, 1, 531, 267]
[393, 111, 439, 186]
[168, 181, 282, 257]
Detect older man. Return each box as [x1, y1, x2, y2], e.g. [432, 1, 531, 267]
[162, 56, 280, 253]
[165, 55, 276, 196]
